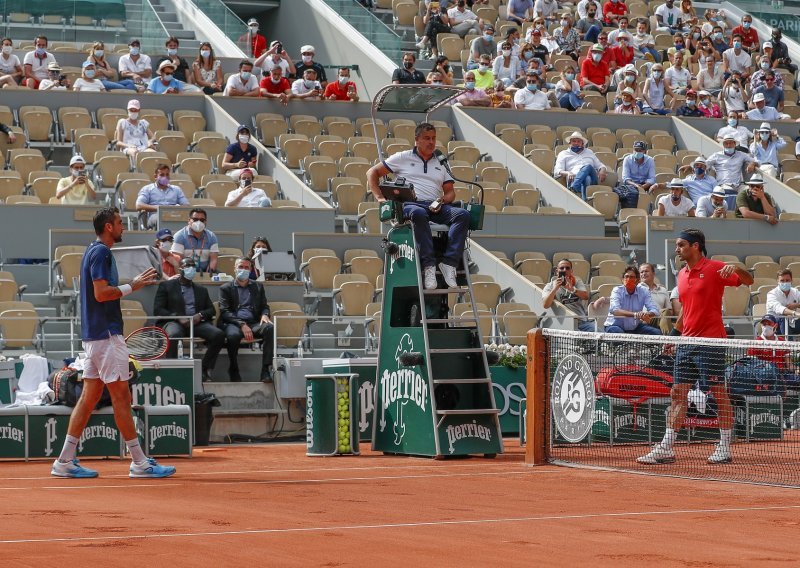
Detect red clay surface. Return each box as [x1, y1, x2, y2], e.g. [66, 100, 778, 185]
[2, 441, 799, 567]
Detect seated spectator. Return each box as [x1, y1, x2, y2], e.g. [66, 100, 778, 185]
[575, 5, 602, 43]
[676, 89, 703, 117]
[610, 32, 634, 68]
[514, 72, 549, 110]
[716, 112, 752, 148]
[685, 25, 705, 55]
[73, 62, 106, 92]
[467, 25, 495, 70]
[248, 236, 273, 281]
[752, 71, 784, 113]
[192, 43, 224, 95]
[679, 0, 698, 29]
[603, 266, 661, 335]
[430, 56, 454, 85]
[706, 133, 758, 189]
[553, 131, 607, 200]
[157, 37, 193, 86]
[554, 13, 581, 60]
[657, 179, 695, 217]
[709, 25, 729, 56]
[750, 122, 786, 178]
[38, 61, 70, 90]
[427, 70, 445, 85]
[692, 37, 722, 67]
[171, 208, 219, 273]
[751, 56, 783, 92]
[23, 35, 56, 88]
[696, 56, 724, 96]
[118, 38, 152, 91]
[454, 71, 491, 106]
[259, 65, 292, 104]
[746, 93, 781, 122]
[218, 257, 274, 382]
[612, 64, 641, 98]
[748, 315, 798, 379]
[639, 262, 671, 318]
[681, 155, 717, 203]
[768, 29, 797, 74]
[472, 53, 494, 89]
[735, 173, 778, 224]
[607, 16, 630, 46]
[493, 41, 520, 87]
[255, 41, 296, 79]
[614, 87, 640, 114]
[393, 52, 426, 84]
[222, 125, 258, 179]
[224, 60, 259, 97]
[136, 163, 190, 229]
[555, 65, 585, 110]
[115, 99, 156, 165]
[0, 122, 16, 144]
[695, 185, 729, 218]
[632, 19, 660, 62]
[294, 45, 327, 88]
[57, 155, 96, 205]
[722, 35, 754, 80]
[602, 0, 628, 27]
[511, 58, 553, 92]
[153, 228, 177, 278]
[147, 60, 183, 94]
[291, 68, 324, 99]
[641, 64, 674, 114]
[664, 50, 690, 95]
[447, 1, 481, 38]
[697, 90, 722, 118]
[507, 0, 534, 25]
[542, 259, 596, 332]
[766, 270, 800, 337]
[87, 41, 137, 91]
[576, 0, 601, 21]
[533, 0, 559, 23]
[0, 37, 22, 88]
[154, 257, 225, 382]
[526, 30, 550, 65]
[486, 79, 513, 108]
[225, 168, 271, 208]
[580, 43, 610, 94]
[615, 140, 653, 207]
[668, 34, 692, 67]
[654, 0, 683, 34]
[417, 2, 451, 58]
[324, 67, 359, 101]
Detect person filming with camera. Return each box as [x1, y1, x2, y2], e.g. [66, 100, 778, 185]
[542, 259, 595, 332]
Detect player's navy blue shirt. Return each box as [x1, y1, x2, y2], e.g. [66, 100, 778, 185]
[80, 240, 123, 340]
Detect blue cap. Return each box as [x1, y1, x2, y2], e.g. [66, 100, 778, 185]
[761, 314, 779, 325]
[156, 228, 173, 240]
[237, 124, 251, 134]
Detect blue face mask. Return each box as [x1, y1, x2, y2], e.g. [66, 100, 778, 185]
[727, 119, 737, 127]
[35, 47, 46, 56]
[743, 22, 751, 29]
[182, 267, 196, 280]
[724, 147, 736, 156]
[634, 152, 644, 160]
[241, 71, 251, 80]
[733, 41, 742, 50]
[687, 99, 696, 106]
[524, 50, 533, 58]
[236, 268, 250, 281]
[565, 73, 575, 81]
[695, 167, 705, 175]
[483, 34, 493, 41]
[526, 83, 538, 92]
[570, 145, 583, 153]
[130, 47, 140, 55]
[465, 81, 475, 90]
[780, 282, 793, 292]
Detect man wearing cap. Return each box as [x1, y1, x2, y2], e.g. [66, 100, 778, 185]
[224, 60, 260, 97]
[292, 68, 325, 99]
[154, 256, 225, 382]
[239, 18, 267, 59]
[468, 25, 496, 70]
[447, 1, 481, 39]
[147, 60, 183, 94]
[222, 125, 258, 179]
[514, 72, 549, 110]
[580, 43, 610, 94]
[676, 89, 703, 117]
[554, 132, 607, 200]
[748, 314, 797, 379]
[136, 163, 190, 229]
[259, 65, 292, 104]
[22, 35, 56, 88]
[73, 61, 106, 92]
[255, 41, 296, 78]
[695, 185, 730, 218]
[153, 228, 178, 278]
[617, 141, 654, 207]
[750, 122, 785, 178]
[526, 28, 550, 65]
[225, 169, 271, 208]
[118, 39, 152, 89]
[706, 133, 758, 190]
[57, 156, 96, 205]
[114, 99, 156, 164]
[767, 269, 800, 338]
[681, 156, 717, 203]
[295, 45, 327, 87]
[657, 179, 695, 217]
[735, 174, 779, 225]
[697, 90, 721, 118]
[752, 70, 784, 113]
[716, 112, 752, 149]
[554, 14, 580, 59]
[746, 93, 782, 122]
[37, 61, 70, 90]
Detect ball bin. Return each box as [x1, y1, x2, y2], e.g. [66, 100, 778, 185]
[306, 374, 360, 457]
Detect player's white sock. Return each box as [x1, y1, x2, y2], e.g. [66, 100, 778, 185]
[57, 435, 79, 463]
[719, 429, 732, 449]
[662, 428, 677, 449]
[126, 438, 147, 465]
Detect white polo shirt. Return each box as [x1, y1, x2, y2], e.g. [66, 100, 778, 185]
[514, 88, 551, 110]
[23, 51, 56, 81]
[383, 148, 454, 202]
[118, 53, 152, 76]
[225, 187, 269, 207]
[224, 73, 259, 95]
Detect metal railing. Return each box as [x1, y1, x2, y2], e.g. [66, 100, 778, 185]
[322, 0, 405, 63]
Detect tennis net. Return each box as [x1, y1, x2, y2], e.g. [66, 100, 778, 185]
[525, 328, 800, 488]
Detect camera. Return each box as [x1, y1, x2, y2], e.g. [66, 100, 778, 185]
[557, 269, 567, 284]
[275, 42, 282, 53]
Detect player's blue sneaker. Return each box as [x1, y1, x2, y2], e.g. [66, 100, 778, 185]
[129, 457, 176, 478]
[51, 458, 99, 478]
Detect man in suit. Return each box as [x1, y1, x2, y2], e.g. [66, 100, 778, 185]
[218, 257, 274, 382]
[153, 257, 224, 381]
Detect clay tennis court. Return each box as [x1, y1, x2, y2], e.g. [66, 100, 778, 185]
[2, 441, 799, 566]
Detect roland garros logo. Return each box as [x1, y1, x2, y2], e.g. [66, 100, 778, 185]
[551, 354, 595, 443]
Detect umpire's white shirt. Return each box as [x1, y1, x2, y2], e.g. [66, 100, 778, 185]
[383, 148, 454, 202]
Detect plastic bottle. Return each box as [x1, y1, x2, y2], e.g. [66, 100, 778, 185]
[297, 340, 304, 359]
[177, 340, 185, 359]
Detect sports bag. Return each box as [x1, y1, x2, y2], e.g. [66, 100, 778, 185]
[48, 359, 141, 408]
[595, 354, 675, 404]
[725, 356, 785, 397]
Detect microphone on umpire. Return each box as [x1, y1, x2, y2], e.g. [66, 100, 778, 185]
[434, 149, 484, 206]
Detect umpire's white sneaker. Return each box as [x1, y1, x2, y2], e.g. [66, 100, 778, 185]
[707, 444, 732, 464]
[438, 263, 458, 288]
[423, 266, 437, 290]
[636, 443, 676, 464]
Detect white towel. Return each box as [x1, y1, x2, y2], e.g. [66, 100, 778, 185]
[17, 354, 49, 392]
[13, 382, 55, 406]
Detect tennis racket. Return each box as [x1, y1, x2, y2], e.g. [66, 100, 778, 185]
[125, 326, 169, 361]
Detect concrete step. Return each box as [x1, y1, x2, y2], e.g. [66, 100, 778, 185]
[203, 381, 277, 411]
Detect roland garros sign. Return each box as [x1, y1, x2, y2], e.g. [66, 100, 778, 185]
[551, 354, 595, 443]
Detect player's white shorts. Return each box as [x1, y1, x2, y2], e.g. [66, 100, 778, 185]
[82, 335, 129, 384]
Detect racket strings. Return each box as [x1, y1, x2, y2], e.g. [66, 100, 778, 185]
[126, 328, 168, 360]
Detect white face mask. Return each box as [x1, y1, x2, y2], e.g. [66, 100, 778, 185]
[271, 76, 281, 84]
[163, 73, 173, 81]
[159, 240, 172, 252]
[302, 55, 313, 64]
[71, 168, 84, 177]
[128, 111, 139, 120]
[1, 45, 12, 55]
[190, 220, 205, 233]
[502, 49, 511, 57]
[762, 325, 775, 338]
[238, 135, 250, 144]
[338, 75, 348, 84]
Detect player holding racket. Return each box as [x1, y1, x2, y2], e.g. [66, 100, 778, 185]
[638, 228, 753, 465]
[52, 207, 176, 478]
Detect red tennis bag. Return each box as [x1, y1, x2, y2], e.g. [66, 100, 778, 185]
[595, 354, 675, 405]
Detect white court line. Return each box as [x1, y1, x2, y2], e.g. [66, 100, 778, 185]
[0, 469, 548, 491]
[3, 504, 800, 545]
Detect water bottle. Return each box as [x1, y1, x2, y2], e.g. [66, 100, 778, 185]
[297, 340, 303, 359]
[177, 340, 184, 359]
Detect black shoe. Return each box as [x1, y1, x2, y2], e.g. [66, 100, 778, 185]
[201, 368, 213, 382]
[229, 368, 242, 382]
[260, 365, 274, 383]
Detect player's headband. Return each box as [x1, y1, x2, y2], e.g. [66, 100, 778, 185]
[679, 230, 706, 256]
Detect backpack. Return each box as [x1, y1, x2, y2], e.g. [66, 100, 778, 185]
[725, 356, 785, 397]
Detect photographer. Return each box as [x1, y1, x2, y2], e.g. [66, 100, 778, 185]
[254, 40, 295, 78]
[542, 259, 594, 332]
[56, 155, 96, 205]
[291, 68, 323, 99]
[417, 2, 451, 58]
[721, 71, 747, 116]
[768, 29, 797, 74]
[38, 62, 70, 90]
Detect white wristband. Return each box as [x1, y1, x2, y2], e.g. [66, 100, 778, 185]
[119, 284, 133, 297]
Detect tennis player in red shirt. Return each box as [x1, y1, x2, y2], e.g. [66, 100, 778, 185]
[638, 228, 753, 465]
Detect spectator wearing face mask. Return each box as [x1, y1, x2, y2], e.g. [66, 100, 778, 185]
[87, 41, 137, 91]
[170, 207, 220, 273]
[156, 37, 192, 85]
[225, 168, 271, 208]
[447, 0, 481, 38]
[23, 35, 56, 88]
[676, 89, 702, 117]
[603, 266, 661, 335]
[602, 0, 629, 27]
[295, 45, 327, 87]
[392, 52, 426, 84]
[223, 60, 259, 97]
[493, 41, 520, 87]
[554, 13, 581, 60]
[193, 43, 224, 95]
[136, 163, 190, 229]
[631, 19, 660, 62]
[555, 65, 585, 110]
[746, 92, 781, 122]
[730, 14, 760, 54]
[239, 18, 267, 59]
[57, 155, 96, 205]
[222, 125, 258, 179]
[72, 61, 107, 92]
[292, 68, 324, 99]
[766, 270, 800, 337]
[768, 29, 796, 74]
[467, 24, 496, 70]
[696, 90, 721, 118]
[147, 60, 183, 94]
[749, 315, 798, 380]
[751, 56, 783, 92]
[722, 34, 754, 80]
[696, 55, 724, 96]
[153, 228, 178, 278]
[323, 67, 359, 101]
[614, 87, 640, 114]
[681, 156, 717, 203]
[708, 26, 729, 56]
[752, 71, 784, 113]
[514, 71, 550, 110]
[695, 185, 729, 218]
[617, 141, 654, 207]
[114, 99, 156, 165]
[579, 43, 610, 94]
[657, 179, 695, 217]
[749, 123, 785, 178]
[607, 16, 630, 46]
[259, 66, 292, 105]
[735, 173, 778, 224]
[575, 5, 602, 43]
[254, 40, 296, 78]
[706, 133, 758, 189]
[642, 63, 675, 114]
[118, 39, 152, 90]
[453, 70, 491, 106]
[721, 71, 748, 115]
[553, 131, 607, 200]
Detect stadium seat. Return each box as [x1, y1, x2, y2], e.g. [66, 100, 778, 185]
[277, 134, 312, 169]
[58, 107, 93, 143]
[332, 274, 374, 318]
[173, 110, 206, 140]
[0, 303, 40, 350]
